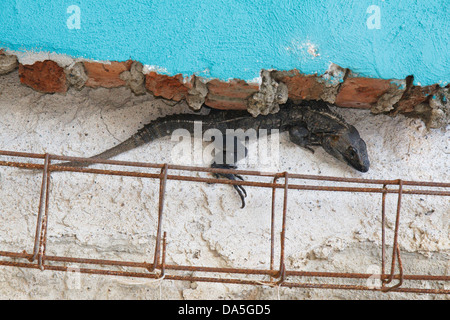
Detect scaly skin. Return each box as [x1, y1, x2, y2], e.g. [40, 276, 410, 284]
[58, 100, 370, 207]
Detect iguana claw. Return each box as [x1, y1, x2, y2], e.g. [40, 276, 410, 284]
[211, 163, 247, 208]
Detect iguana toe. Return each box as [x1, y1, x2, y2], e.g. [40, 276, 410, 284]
[211, 162, 247, 208]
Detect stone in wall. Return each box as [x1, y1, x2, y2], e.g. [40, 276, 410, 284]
[318, 63, 348, 104]
[119, 61, 146, 96]
[65, 62, 88, 90]
[247, 69, 289, 117]
[0, 51, 18, 75]
[424, 86, 449, 129]
[371, 79, 407, 114]
[186, 76, 208, 111]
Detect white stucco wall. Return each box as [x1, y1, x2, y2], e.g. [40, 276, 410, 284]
[0, 71, 448, 299]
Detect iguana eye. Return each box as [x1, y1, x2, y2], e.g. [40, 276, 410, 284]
[331, 135, 340, 142]
[348, 147, 357, 158]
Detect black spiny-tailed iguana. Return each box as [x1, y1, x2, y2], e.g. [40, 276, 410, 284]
[58, 100, 370, 207]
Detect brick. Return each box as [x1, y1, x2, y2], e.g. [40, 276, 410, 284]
[204, 79, 259, 110]
[335, 77, 392, 109]
[18, 60, 67, 93]
[145, 72, 188, 101]
[272, 70, 325, 101]
[84, 60, 132, 88]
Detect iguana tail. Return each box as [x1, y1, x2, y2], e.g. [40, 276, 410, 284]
[56, 136, 141, 168]
[56, 112, 208, 168]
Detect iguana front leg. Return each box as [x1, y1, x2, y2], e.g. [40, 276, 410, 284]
[210, 135, 248, 208]
[288, 126, 320, 153]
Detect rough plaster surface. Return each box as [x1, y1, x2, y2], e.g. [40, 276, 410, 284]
[0, 71, 448, 299]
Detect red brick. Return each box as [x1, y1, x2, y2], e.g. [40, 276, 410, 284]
[204, 79, 259, 110]
[19, 60, 67, 93]
[84, 60, 132, 88]
[335, 77, 392, 109]
[273, 70, 325, 101]
[145, 72, 188, 101]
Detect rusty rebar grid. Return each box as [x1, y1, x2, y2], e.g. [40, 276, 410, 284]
[0, 149, 448, 295]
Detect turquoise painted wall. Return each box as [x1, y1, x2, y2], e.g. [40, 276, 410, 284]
[0, 0, 449, 85]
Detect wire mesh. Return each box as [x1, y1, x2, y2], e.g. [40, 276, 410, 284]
[0, 149, 448, 294]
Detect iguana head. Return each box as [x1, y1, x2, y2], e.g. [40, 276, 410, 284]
[322, 125, 370, 172]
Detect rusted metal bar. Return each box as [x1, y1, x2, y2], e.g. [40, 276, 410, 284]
[0, 257, 448, 295]
[38, 154, 52, 270]
[1, 250, 448, 282]
[270, 173, 285, 271]
[276, 172, 289, 285]
[0, 250, 448, 293]
[0, 150, 46, 159]
[270, 177, 277, 271]
[2, 159, 448, 197]
[0, 149, 448, 295]
[381, 184, 387, 284]
[149, 164, 168, 273]
[1, 149, 448, 188]
[159, 232, 167, 279]
[30, 153, 50, 263]
[382, 180, 404, 292]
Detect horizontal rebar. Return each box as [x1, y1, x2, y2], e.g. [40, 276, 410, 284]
[0, 256, 448, 295]
[0, 150, 448, 188]
[0, 160, 448, 197]
[1, 251, 449, 283]
[0, 149, 448, 295]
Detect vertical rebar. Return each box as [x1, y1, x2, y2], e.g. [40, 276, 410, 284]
[381, 184, 387, 282]
[30, 153, 50, 263]
[38, 154, 51, 270]
[270, 174, 282, 271]
[159, 232, 167, 278]
[0, 150, 447, 293]
[277, 172, 289, 284]
[149, 163, 168, 272]
[382, 179, 404, 291]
